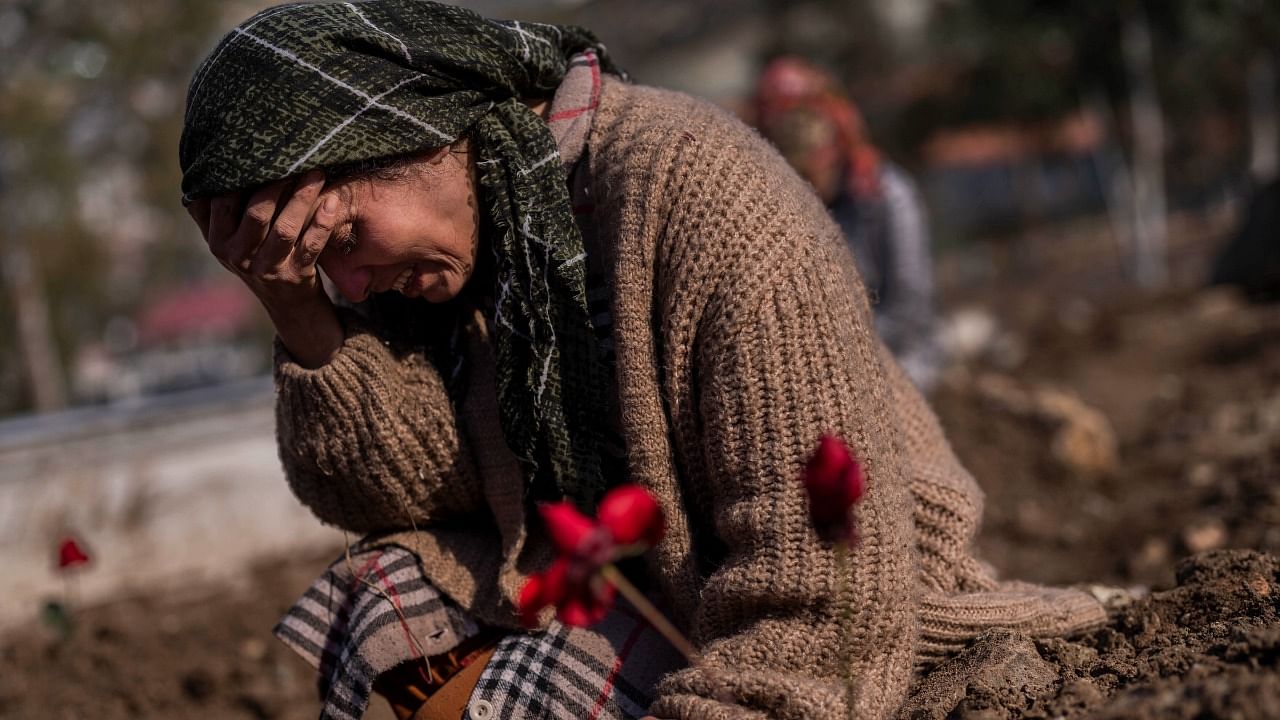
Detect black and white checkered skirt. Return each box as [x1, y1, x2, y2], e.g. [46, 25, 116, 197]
[276, 545, 685, 720]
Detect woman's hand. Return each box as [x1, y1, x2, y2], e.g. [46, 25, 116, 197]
[186, 170, 346, 369]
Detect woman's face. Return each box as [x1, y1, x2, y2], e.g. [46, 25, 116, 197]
[771, 109, 843, 205]
[318, 144, 480, 304]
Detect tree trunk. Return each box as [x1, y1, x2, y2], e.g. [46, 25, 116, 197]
[1122, 11, 1169, 288]
[1087, 91, 1138, 277]
[2, 241, 68, 413]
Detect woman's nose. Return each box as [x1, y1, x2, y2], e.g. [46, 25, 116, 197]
[319, 256, 373, 303]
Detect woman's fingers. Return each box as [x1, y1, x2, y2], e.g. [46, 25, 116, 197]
[186, 198, 212, 240]
[225, 180, 290, 271]
[198, 175, 341, 298]
[294, 188, 343, 272]
[251, 170, 325, 276]
[206, 194, 245, 271]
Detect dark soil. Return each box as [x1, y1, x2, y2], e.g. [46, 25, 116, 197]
[0, 551, 396, 720]
[904, 550, 1280, 720]
[933, 286, 1280, 590]
[912, 214, 1280, 718]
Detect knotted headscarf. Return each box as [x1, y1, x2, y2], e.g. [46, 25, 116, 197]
[180, 0, 622, 509]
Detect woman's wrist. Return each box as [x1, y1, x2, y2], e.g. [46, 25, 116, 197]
[268, 297, 345, 369]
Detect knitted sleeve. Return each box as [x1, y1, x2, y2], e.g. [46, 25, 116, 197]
[648, 235, 919, 720]
[272, 313, 483, 533]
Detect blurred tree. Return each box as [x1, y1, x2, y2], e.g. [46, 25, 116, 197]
[920, 0, 1280, 285]
[1, 216, 67, 413]
[0, 1, 267, 415]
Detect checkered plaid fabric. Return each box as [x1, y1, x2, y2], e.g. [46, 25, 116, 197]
[275, 545, 481, 720]
[276, 544, 685, 720]
[467, 607, 684, 720]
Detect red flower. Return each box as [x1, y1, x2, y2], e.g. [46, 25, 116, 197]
[520, 559, 614, 628]
[540, 502, 605, 557]
[800, 435, 866, 544]
[598, 485, 664, 547]
[56, 536, 91, 571]
[518, 485, 664, 628]
[537, 557, 617, 627]
[517, 571, 549, 627]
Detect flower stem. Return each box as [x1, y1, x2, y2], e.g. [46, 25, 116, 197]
[600, 563, 699, 664]
[835, 540, 855, 720]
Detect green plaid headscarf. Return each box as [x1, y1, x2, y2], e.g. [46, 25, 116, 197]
[179, 0, 622, 509]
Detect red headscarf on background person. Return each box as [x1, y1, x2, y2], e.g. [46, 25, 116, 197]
[754, 56, 881, 200]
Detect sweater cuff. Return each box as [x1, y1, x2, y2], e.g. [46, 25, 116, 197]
[271, 324, 479, 533]
[651, 666, 847, 720]
[272, 316, 390, 386]
[917, 584, 1106, 667]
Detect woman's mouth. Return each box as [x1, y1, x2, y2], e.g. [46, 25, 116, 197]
[390, 266, 414, 292]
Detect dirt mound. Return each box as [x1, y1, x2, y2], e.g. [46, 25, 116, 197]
[0, 551, 352, 720]
[934, 288, 1280, 589]
[907, 550, 1280, 719]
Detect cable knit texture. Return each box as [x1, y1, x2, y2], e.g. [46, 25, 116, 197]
[273, 78, 1104, 719]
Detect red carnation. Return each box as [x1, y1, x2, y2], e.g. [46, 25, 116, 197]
[800, 434, 866, 545]
[597, 485, 664, 548]
[518, 556, 617, 627]
[518, 484, 665, 628]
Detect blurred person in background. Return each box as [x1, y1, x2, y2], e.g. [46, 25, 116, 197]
[180, 2, 1105, 718]
[755, 57, 943, 391]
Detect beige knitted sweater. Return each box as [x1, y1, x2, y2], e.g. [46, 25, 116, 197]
[274, 78, 1104, 720]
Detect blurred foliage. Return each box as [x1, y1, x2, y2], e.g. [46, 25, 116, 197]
[0, 1, 268, 413]
[879, 0, 1280, 213]
[920, 0, 1280, 125]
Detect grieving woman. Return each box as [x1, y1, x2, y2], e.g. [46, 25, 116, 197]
[179, 2, 1105, 719]
[754, 57, 942, 392]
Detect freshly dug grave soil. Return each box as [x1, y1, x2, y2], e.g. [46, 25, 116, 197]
[903, 550, 1280, 720]
[911, 231, 1280, 718]
[0, 549, 386, 720]
[933, 287, 1280, 591]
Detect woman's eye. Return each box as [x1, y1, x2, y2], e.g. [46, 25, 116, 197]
[334, 229, 357, 256]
